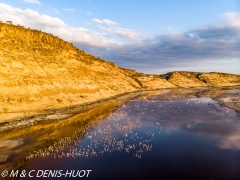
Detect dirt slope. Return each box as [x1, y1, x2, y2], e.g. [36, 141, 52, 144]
[0, 22, 239, 122]
[0, 22, 175, 121]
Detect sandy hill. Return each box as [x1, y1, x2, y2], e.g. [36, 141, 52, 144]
[163, 71, 240, 87]
[0, 22, 239, 122]
[0, 22, 176, 122]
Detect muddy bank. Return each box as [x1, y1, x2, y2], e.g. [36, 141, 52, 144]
[140, 86, 240, 115]
[0, 139, 23, 163]
[1, 86, 240, 133]
[0, 90, 145, 132]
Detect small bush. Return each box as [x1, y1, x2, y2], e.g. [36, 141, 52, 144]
[56, 99, 63, 103]
[3, 108, 9, 113]
[80, 95, 87, 99]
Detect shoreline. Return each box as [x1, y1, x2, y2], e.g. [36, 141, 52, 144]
[0, 90, 149, 132]
[0, 86, 239, 166]
[1, 85, 240, 133]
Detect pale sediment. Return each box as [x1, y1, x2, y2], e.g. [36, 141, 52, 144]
[0, 138, 23, 163]
[0, 138, 24, 151]
[0, 155, 9, 163]
[216, 96, 240, 115]
[0, 90, 150, 132]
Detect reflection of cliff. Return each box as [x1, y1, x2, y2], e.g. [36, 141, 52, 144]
[0, 94, 131, 171]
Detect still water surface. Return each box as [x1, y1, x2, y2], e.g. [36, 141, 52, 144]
[18, 90, 240, 179]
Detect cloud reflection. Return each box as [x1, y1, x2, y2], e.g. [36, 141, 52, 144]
[135, 91, 240, 150]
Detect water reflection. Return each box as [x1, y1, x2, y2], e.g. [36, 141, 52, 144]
[0, 87, 240, 179]
[21, 89, 240, 179]
[0, 95, 137, 173]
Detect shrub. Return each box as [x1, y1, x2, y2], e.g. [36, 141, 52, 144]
[6, 21, 12, 24]
[3, 108, 9, 113]
[56, 99, 63, 103]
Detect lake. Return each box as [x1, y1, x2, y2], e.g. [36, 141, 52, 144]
[1, 87, 240, 179]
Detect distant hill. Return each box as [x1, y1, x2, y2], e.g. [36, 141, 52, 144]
[162, 71, 240, 87]
[0, 22, 239, 122]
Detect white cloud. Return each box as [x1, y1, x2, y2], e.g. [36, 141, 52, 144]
[63, 8, 75, 12]
[92, 18, 118, 26]
[96, 25, 112, 32]
[167, 27, 181, 35]
[54, 8, 59, 14]
[0, 3, 120, 48]
[223, 12, 240, 28]
[23, 0, 40, 5]
[114, 27, 141, 40]
[94, 20, 141, 40]
[87, 11, 93, 16]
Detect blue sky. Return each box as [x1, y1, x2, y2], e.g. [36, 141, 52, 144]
[0, 0, 239, 74]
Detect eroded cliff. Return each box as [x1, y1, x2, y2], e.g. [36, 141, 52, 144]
[0, 22, 175, 121]
[0, 22, 239, 122]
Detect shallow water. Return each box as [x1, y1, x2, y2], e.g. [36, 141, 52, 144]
[1, 87, 240, 179]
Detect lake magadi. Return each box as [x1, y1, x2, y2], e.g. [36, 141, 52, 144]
[1, 87, 240, 179]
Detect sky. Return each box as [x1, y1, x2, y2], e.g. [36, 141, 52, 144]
[0, 0, 239, 74]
